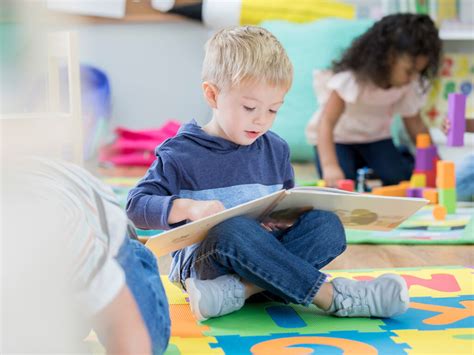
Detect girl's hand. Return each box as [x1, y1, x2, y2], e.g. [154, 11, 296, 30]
[323, 165, 345, 187]
[187, 199, 225, 221]
[441, 118, 450, 135]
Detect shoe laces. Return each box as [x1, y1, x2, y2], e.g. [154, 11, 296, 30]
[333, 282, 370, 316]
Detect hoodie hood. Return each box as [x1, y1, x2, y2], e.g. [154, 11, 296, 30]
[174, 119, 253, 153]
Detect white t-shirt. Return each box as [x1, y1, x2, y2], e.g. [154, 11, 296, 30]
[22, 159, 127, 317]
[306, 70, 426, 145]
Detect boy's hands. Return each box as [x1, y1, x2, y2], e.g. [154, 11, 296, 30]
[323, 164, 345, 187]
[168, 198, 225, 224]
[187, 200, 226, 221]
[261, 207, 313, 232]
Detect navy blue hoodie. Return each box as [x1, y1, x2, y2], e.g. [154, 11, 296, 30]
[126, 120, 294, 283]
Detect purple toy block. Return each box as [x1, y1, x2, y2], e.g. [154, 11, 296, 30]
[407, 188, 423, 198]
[415, 145, 437, 171]
[447, 93, 466, 147]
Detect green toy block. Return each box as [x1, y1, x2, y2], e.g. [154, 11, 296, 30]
[439, 188, 457, 214]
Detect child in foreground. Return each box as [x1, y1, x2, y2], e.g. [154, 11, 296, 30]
[6, 159, 170, 354]
[306, 14, 442, 187]
[127, 26, 409, 321]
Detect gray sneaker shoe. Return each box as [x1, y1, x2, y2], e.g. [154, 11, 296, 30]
[185, 274, 245, 321]
[328, 273, 409, 318]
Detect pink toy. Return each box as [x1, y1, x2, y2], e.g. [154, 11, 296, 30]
[99, 120, 181, 166]
[447, 93, 466, 147]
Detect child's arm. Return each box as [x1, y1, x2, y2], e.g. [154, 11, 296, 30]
[126, 156, 225, 230]
[402, 112, 433, 144]
[467, 119, 474, 132]
[93, 285, 152, 354]
[316, 91, 346, 187]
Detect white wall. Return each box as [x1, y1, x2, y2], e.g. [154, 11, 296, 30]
[70, 21, 212, 131]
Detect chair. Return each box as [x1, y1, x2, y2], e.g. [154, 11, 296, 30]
[0, 31, 84, 165]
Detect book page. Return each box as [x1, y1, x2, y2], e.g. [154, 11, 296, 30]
[273, 190, 427, 231]
[292, 186, 358, 195]
[146, 190, 285, 257]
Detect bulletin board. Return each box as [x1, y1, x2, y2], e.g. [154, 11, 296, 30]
[422, 53, 474, 127]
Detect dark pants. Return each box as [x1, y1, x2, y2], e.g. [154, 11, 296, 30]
[314, 138, 414, 186]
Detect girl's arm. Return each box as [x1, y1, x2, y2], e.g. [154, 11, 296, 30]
[466, 119, 474, 133]
[316, 90, 346, 187]
[402, 113, 433, 144]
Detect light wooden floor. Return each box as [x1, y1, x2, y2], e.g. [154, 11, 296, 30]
[156, 244, 473, 274]
[97, 163, 473, 272]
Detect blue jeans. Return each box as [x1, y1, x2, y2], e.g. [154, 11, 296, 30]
[314, 139, 414, 186]
[181, 210, 346, 306]
[457, 154, 474, 202]
[116, 238, 170, 355]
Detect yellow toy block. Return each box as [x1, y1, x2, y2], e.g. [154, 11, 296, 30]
[437, 161, 456, 189]
[416, 133, 431, 148]
[410, 173, 426, 188]
[316, 179, 326, 187]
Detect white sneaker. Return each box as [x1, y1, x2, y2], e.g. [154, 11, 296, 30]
[328, 273, 409, 318]
[185, 275, 245, 321]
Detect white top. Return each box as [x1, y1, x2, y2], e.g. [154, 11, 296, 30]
[24, 159, 127, 317]
[305, 70, 426, 145]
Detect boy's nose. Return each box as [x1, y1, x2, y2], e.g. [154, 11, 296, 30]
[253, 116, 265, 125]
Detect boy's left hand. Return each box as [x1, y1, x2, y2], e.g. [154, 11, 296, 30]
[261, 207, 313, 232]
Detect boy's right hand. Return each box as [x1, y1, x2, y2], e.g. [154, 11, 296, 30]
[187, 200, 226, 221]
[323, 165, 345, 187]
[168, 198, 225, 224]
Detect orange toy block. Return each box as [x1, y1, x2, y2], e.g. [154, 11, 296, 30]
[423, 189, 438, 204]
[372, 184, 408, 197]
[437, 161, 456, 189]
[433, 204, 447, 221]
[416, 133, 431, 148]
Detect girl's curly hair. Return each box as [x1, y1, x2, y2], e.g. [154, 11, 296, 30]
[332, 14, 442, 90]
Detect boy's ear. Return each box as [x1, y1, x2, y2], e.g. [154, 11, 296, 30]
[202, 82, 219, 109]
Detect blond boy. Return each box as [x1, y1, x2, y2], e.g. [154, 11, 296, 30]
[127, 26, 409, 320]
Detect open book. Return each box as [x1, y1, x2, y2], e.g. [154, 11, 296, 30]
[145, 187, 428, 257]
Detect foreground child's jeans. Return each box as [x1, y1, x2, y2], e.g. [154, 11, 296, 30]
[457, 154, 474, 202]
[116, 237, 170, 354]
[181, 210, 346, 306]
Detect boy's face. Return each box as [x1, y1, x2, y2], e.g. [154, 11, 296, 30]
[203, 80, 287, 145]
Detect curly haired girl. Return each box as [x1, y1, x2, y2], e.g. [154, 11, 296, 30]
[306, 14, 442, 187]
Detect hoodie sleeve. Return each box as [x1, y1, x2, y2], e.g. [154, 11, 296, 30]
[126, 153, 181, 230]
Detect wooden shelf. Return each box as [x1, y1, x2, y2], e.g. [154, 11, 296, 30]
[440, 21, 474, 41]
[2, 0, 201, 25]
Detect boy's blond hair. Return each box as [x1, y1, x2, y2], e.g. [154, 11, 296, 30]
[202, 26, 293, 90]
